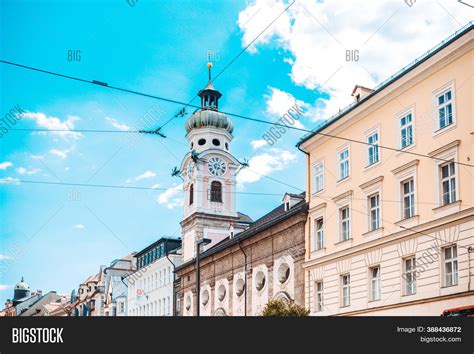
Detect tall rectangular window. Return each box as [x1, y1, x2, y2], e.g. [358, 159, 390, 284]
[443, 245, 458, 287]
[340, 207, 350, 241]
[315, 281, 323, 312]
[367, 131, 379, 165]
[314, 218, 324, 250]
[400, 113, 414, 148]
[402, 179, 415, 219]
[370, 266, 381, 301]
[369, 194, 380, 231]
[339, 148, 349, 180]
[404, 257, 416, 295]
[440, 161, 456, 205]
[437, 90, 453, 129]
[314, 162, 324, 193]
[341, 274, 350, 307]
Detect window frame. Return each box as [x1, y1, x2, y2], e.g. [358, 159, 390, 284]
[439, 161, 456, 206]
[369, 266, 381, 301]
[314, 161, 324, 194]
[399, 111, 414, 149]
[340, 206, 351, 241]
[401, 178, 415, 219]
[314, 218, 324, 251]
[368, 193, 381, 231]
[443, 245, 458, 287]
[210, 180, 223, 203]
[366, 130, 380, 166]
[338, 146, 350, 181]
[433, 82, 456, 135]
[403, 256, 416, 296]
[341, 274, 350, 307]
[315, 281, 323, 312]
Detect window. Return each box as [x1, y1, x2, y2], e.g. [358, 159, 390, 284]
[402, 179, 415, 219]
[340, 207, 350, 241]
[255, 271, 266, 291]
[369, 194, 380, 231]
[341, 274, 350, 307]
[404, 257, 416, 295]
[278, 263, 290, 284]
[212, 138, 220, 146]
[198, 138, 206, 146]
[315, 281, 323, 312]
[314, 162, 324, 193]
[367, 131, 379, 165]
[167, 296, 171, 315]
[314, 218, 324, 250]
[189, 184, 194, 205]
[400, 113, 414, 148]
[339, 148, 349, 180]
[440, 161, 456, 205]
[210, 181, 222, 203]
[443, 245, 458, 287]
[370, 266, 381, 301]
[437, 89, 453, 129]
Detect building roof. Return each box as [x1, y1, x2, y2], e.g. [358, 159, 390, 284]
[134, 237, 182, 258]
[297, 21, 474, 148]
[176, 197, 308, 271]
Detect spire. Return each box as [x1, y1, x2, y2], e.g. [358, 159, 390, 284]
[198, 62, 222, 110]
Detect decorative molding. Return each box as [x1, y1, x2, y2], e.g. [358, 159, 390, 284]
[336, 258, 352, 274]
[359, 176, 384, 190]
[332, 190, 353, 203]
[309, 202, 327, 212]
[396, 238, 418, 257]
[310, 267, 325, 281]
[364, 249, 382, 267]
[391, 159, 420, 175]
[428, 140, 461, 157]
[435, 225, 460, 245]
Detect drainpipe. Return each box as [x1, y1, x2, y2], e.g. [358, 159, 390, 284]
[468, 246, 473, 292]
[238, 240, 248, 317]
[297, 143, 311, 310]
[165, 251, 179, 317]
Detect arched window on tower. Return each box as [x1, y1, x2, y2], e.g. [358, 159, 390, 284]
[189, 184, 194, 205]
[210, 181, 222, 203]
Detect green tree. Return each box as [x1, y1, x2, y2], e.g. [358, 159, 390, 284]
[261, 299, 309, 317]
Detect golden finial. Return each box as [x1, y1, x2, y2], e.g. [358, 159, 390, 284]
[207, 61, 213, 81]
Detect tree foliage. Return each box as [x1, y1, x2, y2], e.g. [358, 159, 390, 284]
[261, 299, 309, 317]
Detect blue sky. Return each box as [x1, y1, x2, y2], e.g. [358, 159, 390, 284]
[0, 0, 471, 304]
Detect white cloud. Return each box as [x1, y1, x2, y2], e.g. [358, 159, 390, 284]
[0, 161, 12, 170]
[30, 154, 45, 160]
[0, 254, 13, 261]
[105, 117, 131, 131]
[239, 0, 473, 120]
[251, 139, 268, 149]
[72, 224, 85, 230]
[21, 112, 82, 140]
[157, 184, 183, 209]
[265, 86, 308, 129]
[16, 167, 40, 176]
[126, 170, 157, 183]
[0, 177, 20, 184]
[0, 284, 11, 291]
[49, 148, 71, 159]
[237, 148, 297, 186]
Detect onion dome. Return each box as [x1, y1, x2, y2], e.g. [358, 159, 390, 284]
[14, 277, 30, 291]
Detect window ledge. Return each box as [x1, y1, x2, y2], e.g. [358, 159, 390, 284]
[396, 143, 416, 155]
[395, 215, 419, 226]
[433, 122, 456, 137]
[336, 176, 351, 184]
[440, 283, 458, 289]
[364, 161, 380, 171]
[432, 200, 462, 212]
[362, 227, 384, 237]
[335, 238, 353, 246]
[310, 248, 326, 258]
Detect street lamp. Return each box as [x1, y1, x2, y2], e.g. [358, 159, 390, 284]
[196, 238, 211, 317]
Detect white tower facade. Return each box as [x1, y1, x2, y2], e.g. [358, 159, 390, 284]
[180, 67, 250, 262]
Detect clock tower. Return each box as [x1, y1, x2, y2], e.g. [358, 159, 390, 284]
[180, 63, 251, 262]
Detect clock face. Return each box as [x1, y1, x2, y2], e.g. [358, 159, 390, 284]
[207, 157, 227, 176]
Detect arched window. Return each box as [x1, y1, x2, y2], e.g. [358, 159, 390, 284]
[210, 181, 222, 203]
[189, 184, 194, 205]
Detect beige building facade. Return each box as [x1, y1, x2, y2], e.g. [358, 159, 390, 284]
[298, 24, 474, 316]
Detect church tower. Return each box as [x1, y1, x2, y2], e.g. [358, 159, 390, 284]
[180, 63, 251, 262]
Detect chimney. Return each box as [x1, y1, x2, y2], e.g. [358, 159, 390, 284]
[351, 85, 373, 102]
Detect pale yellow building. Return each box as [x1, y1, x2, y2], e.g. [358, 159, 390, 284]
[297, 23, 474, 316]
